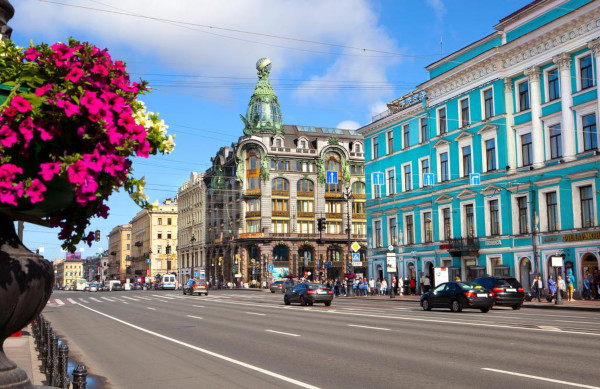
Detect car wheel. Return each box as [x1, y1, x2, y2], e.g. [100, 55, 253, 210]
[300, 296, 306, 306]
[308, 301, 313, 306]
[450, 299, 462, 312]
[183, 289, 186, 295]
[422, 299, 431, 311]
[480, 307, 490, 313]
[284, 296, 290, 305]
[271, 290, 275, 293]
[324, 301, 331, 307]
[512, 304, 522, 310]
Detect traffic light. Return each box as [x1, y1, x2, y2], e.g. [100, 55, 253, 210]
[317, 218, 326, 232]
[94, 229, 100, 242]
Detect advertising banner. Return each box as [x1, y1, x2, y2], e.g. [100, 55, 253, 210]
[386, 252, 396, 273]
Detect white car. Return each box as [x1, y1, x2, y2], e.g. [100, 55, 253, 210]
[123, 283, 132, 291]
[89, 285, 98, 292]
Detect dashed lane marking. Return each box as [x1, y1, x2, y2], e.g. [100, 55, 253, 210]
[246, 312, 266, 316]
[482, 368, 600, 388]
[265, 329, 300, 337]
[147, 307, 156, 310]
[187, 315, 203, 320]
[347, 324, 391, 331]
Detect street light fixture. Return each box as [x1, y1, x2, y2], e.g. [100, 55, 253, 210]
[343, 182, 353, 288]
[189, 233, 196, 282]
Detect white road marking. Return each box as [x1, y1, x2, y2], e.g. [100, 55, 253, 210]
[265, 330, 300, 337]
[554, 319, 599, 325]
[89, 297, 102, 302]
[348, 324, 390, 331]
[54, 299, 65, 305]
[122, 302, 129, 304]
[246, 312, 266, 316]
[147, 307, 156, 310]
[538, 325, 561, 331]
[67, 298, 79, 305]
[482, 368, 600, 388]
[79, 298, 89, 303]
[122, 296, 139, 301]
[152, 294, 175, 300]
[193, 305, 205, 308]
[74, 304, 318, 389]
[187, 315, 203, 320]
[101, 297, 115, 302]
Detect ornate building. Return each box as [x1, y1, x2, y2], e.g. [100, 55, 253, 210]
[107, 224, 131, 282]
[177, 172, 206, 285]
[204, 58, 367, 286]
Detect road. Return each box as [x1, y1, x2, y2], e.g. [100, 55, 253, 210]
[41, 289, 599, 389]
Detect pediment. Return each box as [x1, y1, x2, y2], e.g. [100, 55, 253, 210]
[480, 184, 503, 196]
[399, 204, 416, 211]
[433, 139, 451, 149]
[455, 131, 474, 141]
[457, 189, 477, 199]
[477, 123, 499, 135]
[435, 194, 453, 203]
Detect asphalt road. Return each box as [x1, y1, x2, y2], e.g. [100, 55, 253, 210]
[41, 289, 599, 389]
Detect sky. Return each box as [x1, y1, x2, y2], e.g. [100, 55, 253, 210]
[10, 0, 532, 261]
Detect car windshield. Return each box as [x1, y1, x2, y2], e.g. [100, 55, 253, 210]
[497, 278, 522, 288]
[458, 282, 483, 290]
[307, 283, 327, 290]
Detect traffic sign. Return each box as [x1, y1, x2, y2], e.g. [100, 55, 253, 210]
[372, 172, 384, 185]
[424, 173, 435, 186]
[470, 173, 481, 185]
[351, 242, 361, 252]
[268, 264, 274, 271]
[194, 272, 199, 277]
[351, 253, 360, 261]
[326, 171, 338, 184]
[146, 258, 151, 263]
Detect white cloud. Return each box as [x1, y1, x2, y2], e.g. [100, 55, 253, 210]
[426, 0, 446, 21]
[369, 100, 388, 122]
[12, 0, 402, 106]
[336, 120, 360, 130]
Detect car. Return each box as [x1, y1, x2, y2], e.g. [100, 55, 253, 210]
[420, 281, 495, 313]
[111, 283, 123, 291]
[102, 285, 110, 291]
[284, 283, 333, 306]
[89, 285, 98, 292]
[282, 278, 296, 292]
[123, 283, 132, 291]
[83, 285, 90, 292]
[270, 280, 285, 293]
[473, 276, 525, 310]
[183, 279, 209, 296]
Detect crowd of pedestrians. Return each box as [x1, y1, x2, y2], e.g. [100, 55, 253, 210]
[321, 276, 422, 297]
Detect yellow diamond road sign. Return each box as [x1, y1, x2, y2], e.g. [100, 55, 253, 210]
[351, 242, 361, 252]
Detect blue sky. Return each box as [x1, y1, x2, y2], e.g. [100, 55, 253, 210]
[11, 0, 531, 261]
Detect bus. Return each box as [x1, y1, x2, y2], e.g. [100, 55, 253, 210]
[74, 278, 88, 291]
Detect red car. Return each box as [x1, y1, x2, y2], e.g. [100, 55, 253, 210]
[183, 279, 209, 296]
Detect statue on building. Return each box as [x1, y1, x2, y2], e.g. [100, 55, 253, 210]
[341, 157, 351, 184]
[316, 156, 326, 185]
[260, 153, 270, 183]
[235, 157, 244, 183]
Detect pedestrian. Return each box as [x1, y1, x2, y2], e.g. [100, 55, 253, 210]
[343, 279, 348, 296]
[423, 275, 431, 293]
[369, 278, 375, 296]
[381, 278, 388, 295]
[537, 275, 544, 301]
[352, 279, 358, 296]
[376, 278, 382, 296]
[390, 276, 396, 298]
[557, 275, 566, 299]
[583, 275, 592, 300]
[410, 277, 416, 295]
[531, 275, 541, 302]
[566, 269, 576, 302]
[548, 275, 556, 302]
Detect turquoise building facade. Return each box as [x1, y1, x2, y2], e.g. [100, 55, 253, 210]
[358, 0, 600, 295]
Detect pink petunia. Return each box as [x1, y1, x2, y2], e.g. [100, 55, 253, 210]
[80, 91, 104, 115]
[24, 47, 40, 62]
[0, 125, 18, 147]
[35, 83, 54, 97]
[39, 162, 61, 181]
[96, 203, 110, 219]
[0, 188, 17, 206]
[11, 96, 32, 113]
[65, 67, 84, 83]
[25, 179, 46, 203]
[67, 161, 88, 185]
[18, 118, 35, 147]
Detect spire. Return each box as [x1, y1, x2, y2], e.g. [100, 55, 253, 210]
[241, 58, 283, 136]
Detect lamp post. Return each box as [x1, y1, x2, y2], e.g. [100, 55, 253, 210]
[190, 234, 196, 281]
[343, 183, 353, 284]
[218, 257, 223, 288]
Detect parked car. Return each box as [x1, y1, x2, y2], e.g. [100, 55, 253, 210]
[270, 280, 285, 293]
[89, 284, 98, 292]
[472, 276, 525, 310]
[112, 283, 123, 291]
[283, 278, 296, 292]
[420, 281, 495, 313]
[284, 283, 333, 306]
[183, 279, 209, 296]
[102, 285, 110, 291]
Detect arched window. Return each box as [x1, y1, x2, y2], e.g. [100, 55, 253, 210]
[246, 148, 259, 171]
[273, 245, 289, 261]
[271, 178, 289, 194]
[275, 138, 282, 147]
[352, 182, 365, 195]
[297, 179, 314, 195]
[325, 151, 341, 193]
[245, 149, 261, 191]
[355, 143, 362, 153]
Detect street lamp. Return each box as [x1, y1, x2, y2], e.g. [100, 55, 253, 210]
[343, 182, 353, 284]
[189, 233, 196, 281]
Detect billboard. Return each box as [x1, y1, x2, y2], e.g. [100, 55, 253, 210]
[66, 252, 81, 260]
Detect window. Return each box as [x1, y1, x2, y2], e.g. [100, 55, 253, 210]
[300, 140, 307, 149]
[483, 88, 494, 119]
[440, 152, 449, 182]
[373, 136, 379, 159]
[271, 220, 289, 233]
[275, 138, 282, 147]
[549, 124, 562, 159]
[157, 231, 162, 239]
[387, 130, 394, 154]
[271, 199, 289, 213]
[326, 221, 343, 234]
[405, 215, 414, 245]
[246, 219, 261, 233]
[580, 54, 594, 90]
[438, 107, 447, 134]
[462, 145, 472, 177]
[389, 217, 397, 245]
[387, 169, 396, 195]
[297, 221, 314, 234]
[420, 117, 429, 142]
[403, 125, 410, 149]
[167, 218, 172, 225]
[374, 183, 381, 199]
[297, 200, 313, 213]
[517, 196, 528, 234]
[489, 199, 499, 236]
[375, 220, 382, 247]
[485, 138, 497, 171]
[460, 98, 469, 127]
[465, 204, 475, 238]
[547, 68, 560, 101]
[521, 133, 533, 166]
[167, 231, 172, 239]
[158, 218, 162, 225]
[403, 164, 412, 191]
[546, 191, 558, 231]
[518, 80, 530, 111]
[582, 114, 597, 151]
[423, 212, 432, 243]
[580, 185, 594, 228]
[272, 177, 289, 193]
[297, 179, 314, 194]
[421, 158, 430, 187]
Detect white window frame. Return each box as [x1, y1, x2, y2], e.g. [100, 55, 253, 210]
[484, 195, 503, 236]
[420, 209, 434, 243]
[539, 185, 561, 232]
[460, 201, 477, 238]
[273, 135, 285, 147]
[418, 156, 430, 188]
[458, 137, 474, 178]
[437, 204, 453, 241]
[419, 115, 429, 143]
[436, 145, 450, 183]
[371, 135, 379, 159]
[514, 78, 531, 113]
[386, 129, 394, 155]
[385, 167, 396, 196]
[480, 86, 494, 120]
[515, 126, 533, 167]
[572, 179, 597, 228]
[387, 215, 398, 246]
[436, 105, 447, 135]
[575, 51, 595, 92]
[402, 123, 410, 149]
[403, 212, 415, 245]
[543, 65, 561, 103]
[543, 114, 562, 161]
[353, 142, 363, 153]
[400, 162, 412, 192]
[511, 192, 531, 235]
[575, 102, 598, 154]
[481, 130, 498, 173]
[372, 217, 383, 248]
[458, 96, 470, 128]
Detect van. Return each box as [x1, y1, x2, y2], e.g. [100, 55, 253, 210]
[161, 274, 176, 290]
[107, 280, 121, 291]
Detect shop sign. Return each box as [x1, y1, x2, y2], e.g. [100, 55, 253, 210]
[550, 256, 564, 267]
[543, 237, 558, 242]
[239, 232, 264, 239]
[562, 232, 600, 242]
[486, 239, 501, 246]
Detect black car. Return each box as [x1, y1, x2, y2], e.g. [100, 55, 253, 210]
[284, 283, 333, 306]
[420, 281, 494, 313]
[112, 283, 123, 291]
[473, 276, 525, 310]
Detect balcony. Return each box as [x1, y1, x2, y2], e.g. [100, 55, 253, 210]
[272, 190, 289, 197]
[350, 152, 364, 158]
[272, 210, 289, 217]
[446, 237, 480, 256]
[353, 194, 366, 200]
[297, 211, 314, 218]
[246, 211, 261, 218]
[295, 148, 317, 154]
[244, 188, 261, 197]
[352, 213, 366, 219]
[324, 191, 343, 199]
[297, 191, 314, 198]
[325, 212, 343, 219]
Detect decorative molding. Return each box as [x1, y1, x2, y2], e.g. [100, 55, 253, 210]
[588, 37, 600, 56]
[534, 176, 562, 186]
[435, 194, 453, 204]
[480, 184, 503, 196]
[553, 52, 572, 70]
[566, 169, 597, 179]
[417, 201, 432, 208]
[455, 131, 474, 141]
[507, 182, 531, 192]
[456, 189, 477, 199]
[399, 204, 416, 211]
[477, 123, 499, 135]
[433, 139, 451, 149]
[524, 66, 541, 82]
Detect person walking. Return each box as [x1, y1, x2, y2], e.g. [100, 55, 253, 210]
[410, 277, 416, 295]
[343, 279, 348, 297]
[390, 277, 396, 298]
[423, 275, 431, 293]
[566, 269, 576, 301]
[381, 278, 388, 295]
[531, 275, 541, 302]
[548, 275, 556, 302]
[352, 279, 358, 297]
[592, 269, 599, 300]
[376, 278, 382, 296]
[369, 278, 375, 296]
[557, 275, 566, 300]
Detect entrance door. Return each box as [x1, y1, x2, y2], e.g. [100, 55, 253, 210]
[376, 264, 383, 281]
[519, 257, 532, 291]
[581, 254, 598, 281]
[427, 262, 434, 288]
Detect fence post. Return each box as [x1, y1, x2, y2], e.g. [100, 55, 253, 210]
[72, 364, 87, 389]
[58, 342, 70, 389]
[43, 325, 52, 375]
[50, 333, 59, 386]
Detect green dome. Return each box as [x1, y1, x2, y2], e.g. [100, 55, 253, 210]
[241, 58, 283, 136]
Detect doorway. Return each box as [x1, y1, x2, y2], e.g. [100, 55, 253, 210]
[519, 257, 532, 291]
[581, 253, 598, 281]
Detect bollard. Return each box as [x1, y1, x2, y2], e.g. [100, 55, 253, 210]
[44, 326, 52, 375]
[40, 342, 47, 373]
[72, 364, 87, 389]
[58, 343, 70, 389]
[51, 334, 59, 387]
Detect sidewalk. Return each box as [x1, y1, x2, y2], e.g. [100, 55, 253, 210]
[4, 326, 45, 386]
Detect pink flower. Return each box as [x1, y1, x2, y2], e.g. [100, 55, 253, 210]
[24, 47, 40, 62]
[18, 118, 35, 147]
[25, 179, 46, 203]
[90, 63, 108, 76]
[96, 203, 110, 218]
[0, 125, 18, 147]
[80, 174, 98, 193]
[11, 96, 32, 113]
[65, 67, 84, 83]
[39, 162, 61, 181]
[67, 161, 88, 185]
[80, 91, 103, 115]
[136, 140, 151, 158]
[35, 83, 54, 97]
[0, 188, 17, 206]
[84, 231, 95, 246]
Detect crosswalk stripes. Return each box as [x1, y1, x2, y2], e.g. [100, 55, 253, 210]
[55, 299, 65, 305]
[101, 297, 115, 302]
[67, 298, 79, 305]
[152, 294, 175, 300]
[122, 296, 140, 301]
[89, 297, 102, 302]
[79, 298, 89, 303]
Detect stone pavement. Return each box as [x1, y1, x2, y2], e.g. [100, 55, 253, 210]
[4, 325, 45, 386]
